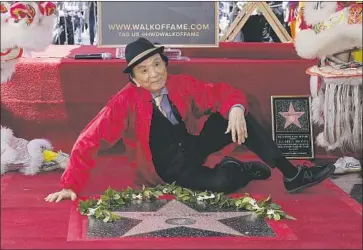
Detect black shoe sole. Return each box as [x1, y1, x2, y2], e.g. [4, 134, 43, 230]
[287, 166, 336, 194]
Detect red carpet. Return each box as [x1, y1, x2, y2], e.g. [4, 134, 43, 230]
[1, 155, 362, 249]
[3, 43, 359, 159]
[1, 43, 362, 248]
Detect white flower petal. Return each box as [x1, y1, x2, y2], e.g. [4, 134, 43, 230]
[267, 209, 275, 215]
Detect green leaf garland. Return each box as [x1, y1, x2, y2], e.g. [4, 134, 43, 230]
[78, 182, 296, 223]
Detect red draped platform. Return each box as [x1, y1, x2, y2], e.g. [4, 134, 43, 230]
[1, 43, 362, 249]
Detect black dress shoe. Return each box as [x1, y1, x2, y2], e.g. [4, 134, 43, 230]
[219, 156, 271, 180]
[284, 164, 336, 193]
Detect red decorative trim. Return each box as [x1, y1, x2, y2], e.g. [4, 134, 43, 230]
[0, 48, 23, 61]
[0, 48, 12, 56]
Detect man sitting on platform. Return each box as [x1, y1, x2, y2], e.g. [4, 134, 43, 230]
[45, 38, 335, 203]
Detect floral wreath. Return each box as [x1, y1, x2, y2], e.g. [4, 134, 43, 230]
[78, 183, 296, 223]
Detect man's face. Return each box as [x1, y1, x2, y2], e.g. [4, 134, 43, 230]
[132, 53, 167, 95]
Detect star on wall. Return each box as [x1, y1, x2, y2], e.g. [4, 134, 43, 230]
[116, 200, 252, 237]
[279, 102, 305, 128]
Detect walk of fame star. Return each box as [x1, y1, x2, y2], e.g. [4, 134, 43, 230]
[116, 200, 252, 237]
[279, 102, 305, 129]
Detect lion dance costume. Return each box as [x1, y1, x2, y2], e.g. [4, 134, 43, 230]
[1, 1, 69, 175]
[294, 1, 362, 152]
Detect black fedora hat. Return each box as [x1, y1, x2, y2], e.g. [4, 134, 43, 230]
[123, 38, 165, 73]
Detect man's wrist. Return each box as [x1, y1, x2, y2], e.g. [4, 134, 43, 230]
[230, 104, 245, 114]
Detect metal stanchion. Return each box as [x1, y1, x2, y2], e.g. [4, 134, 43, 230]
[92, 1, 97, 45]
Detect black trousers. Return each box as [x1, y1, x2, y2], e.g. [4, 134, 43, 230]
[175, 112, 283, 193]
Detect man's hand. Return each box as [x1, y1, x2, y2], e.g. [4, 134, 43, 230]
[225, 106, 248, 144]
[45, 189, 77, 203]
